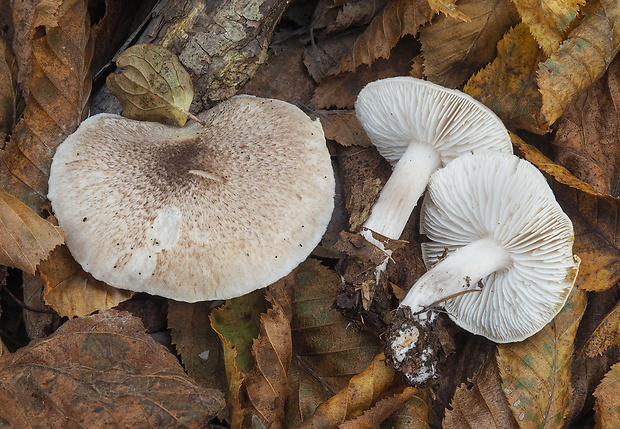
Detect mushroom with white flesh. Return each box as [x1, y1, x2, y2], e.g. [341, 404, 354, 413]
[355, 77, 513, 270]
[48, 95, 335, 302]
[387, 151, 580, 386]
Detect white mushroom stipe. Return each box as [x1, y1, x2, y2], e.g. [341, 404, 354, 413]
[48, 95, 335, 302]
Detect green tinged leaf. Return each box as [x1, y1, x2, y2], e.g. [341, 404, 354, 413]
[107, 43, 193, 127]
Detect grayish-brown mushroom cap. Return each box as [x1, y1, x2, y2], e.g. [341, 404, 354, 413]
[48, 95, 335, 302]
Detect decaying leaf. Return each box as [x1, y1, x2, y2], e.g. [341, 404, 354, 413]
[40, 245, 133, 318]
[444, 355, 519, 428]
[332, 0, 434, 75]
[107, 43, 194, 127]
[513, 137, 620, 292]
[381, 389, 430, 428]
[538, 0, 620, 126]
[552, 57, 620, 197]
[427, 0, 471, 21]
[319, 109, 372, 147]
[497, 287, 587, 428]
[464, 23, 549, 133]
[0, 310, 225, 427]
[593, 361, 620, 428]
[0, 188, 64, 274]
[582, 300, 620, 358]
[0, 0, 92, 214]
[512, 0, 584, 55]
[421, 0, 519, 88]
[0, 38, 18, 144]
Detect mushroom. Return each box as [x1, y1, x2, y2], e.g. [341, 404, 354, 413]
[48, 95, 335, 302]
[355, 77, 513, 254]
[388, 151, 579, 385]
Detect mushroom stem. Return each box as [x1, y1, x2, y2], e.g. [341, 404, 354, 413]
[362, 142, 441, 241]
[400, 236, 512, 314]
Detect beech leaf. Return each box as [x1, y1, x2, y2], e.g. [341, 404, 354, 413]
[0, 188, 64, 274]
[582, 300, 620, 358]
[107, 43, 194, 127]
[0, 38, 18, 143]
[0, 310, 225, 427]
[593, 361, 620, 428]
[427, 0, 471, 22]
[497, 288, 587, 428]
[538, 0, 620, 126]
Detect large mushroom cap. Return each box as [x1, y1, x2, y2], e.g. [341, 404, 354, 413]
[48, 95, 335, 302]
[355, 76, 512, 165]
[420, 152, 579, 342]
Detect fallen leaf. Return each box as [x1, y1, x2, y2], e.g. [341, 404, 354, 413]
[497, 287, 587, 428]
[538, 0, 620, 126]
[464, 23, 549, 133]
[582, 300, 620, 358]
[0, 38, 18, 144]
[0, 188, 64, 274]
[304, 30, 361, 81]
[22, 272, 58, 340]
[513, 137, 620, 292]
[551, 57, 620, 196]
[107, 43, 194, 127]
[593, 360, 620, 428]
[427, 0, 471, 21]
[324, 0, 390, 35]
[331, 0, 434, 75]
[0, 0, 92, 214]
[444, 355, 519, 429]
[512, 0, 584, 55]
[0, 310, 225, 427]
[381, 389, 430, 428]
[420, 0, 519, 88]
[168, 301, 228, 392]
[319, 109, 372, 147]
[40, 244, 133, 318]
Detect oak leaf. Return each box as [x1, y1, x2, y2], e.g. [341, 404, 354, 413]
[593, 361, 620, 428]
[513, 137, 620, 292]
[0, 188, 64, 274]
[512, 0, 584, 55]
[40, 245, 133, 318]
[0, 310, 225, 427]
[497, 287, 587, 428]
[421, 0, 519, 88]
[107, 43, 194, 127]
[464, 23, 549, 133]
[538, 0, 620, 126]
[0, 0, 92, 214]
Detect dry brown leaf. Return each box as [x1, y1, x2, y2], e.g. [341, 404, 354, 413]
[304, 30, 361, 81]
[582, 300, 620, 358]
[107, 43, 194, 127]
[319, 109, 372, 147]
[40, 245, 133, 318]
[444, 354, 519, 429]
[552, 57, 620, 197]
[0, 188, 64, 274]
[420, 0, 519, 88]
[297, 353, 398, 428]
[464, 23, 549, 133]
[593, 360, 620, 428]
[0, 310, 225, 427]
[497, 288, 587, 428]
[331, 0, 434, 75]
[22, 272, 59, 340]
[513, 137, 620, 292]
[0, 0, 92, 214]
[0, 38, 18, 143]
[324, 0, 390, 35]
[538, 0, 620, 126]
[381, 389, 430, 428]
[427, 0, 471, 21]
[512, 0, 584, 55]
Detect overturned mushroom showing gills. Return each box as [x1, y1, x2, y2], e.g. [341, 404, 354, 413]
[48, 95, 335, 302]
[355, 77, 512, 250]
[388, 151, 579, 385]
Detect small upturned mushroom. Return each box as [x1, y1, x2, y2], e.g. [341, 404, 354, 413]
[48, 95, 335, 302]
[388, 151, 580, 385]
[355, 77, 513, 251]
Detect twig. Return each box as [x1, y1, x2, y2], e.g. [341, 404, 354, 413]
[1, 284, 57, 315]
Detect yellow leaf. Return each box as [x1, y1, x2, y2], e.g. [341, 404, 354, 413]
[594, 361, 620, 428]
[513, 137, 620, 292]
[421, 0, 519, 88]
[538, 0, 620, 126]
[0, 188, 64, 274]
[107, 43, 193, 127]
[497, 288, 587, 428]
[464, 23, 549, 134]
[512, 0, 585, 55]
[427, 0, 472, 21]
[40, 245, 133, 318]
